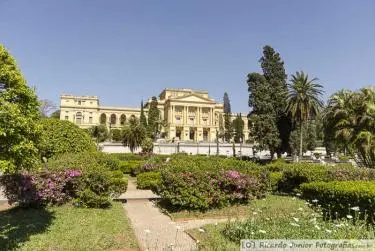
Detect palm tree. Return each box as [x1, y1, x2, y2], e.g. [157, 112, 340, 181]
[122, 117, 146, 152]
[285, 71, 324, 160]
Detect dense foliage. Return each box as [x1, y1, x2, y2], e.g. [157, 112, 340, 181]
[0, 45, 41, 172]
[158, 155, 266, 210]
[89, 124, 109, 143]
[136, 171, 161, 191]
[324, 87, 375, 168]
[232, 114, 244, 143]
[248, 46, 292, 156]
[147, 96, 160, 139]
[223, 92, 233, 142]
[39, 119, 96, 159]
[141, 137, 154, 153]
[122, 116, 146, 152]
[285, 71, 324, 158]
[301, 181, 375, 221]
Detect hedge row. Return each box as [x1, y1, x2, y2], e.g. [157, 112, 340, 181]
[301, 181, 375, 221]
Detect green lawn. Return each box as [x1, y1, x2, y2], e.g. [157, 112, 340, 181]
[0, 202, 138, 251]
[187, 195, 375, 251]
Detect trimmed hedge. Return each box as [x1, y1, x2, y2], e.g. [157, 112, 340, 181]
[119, 160, 142, 174]
[136, 172, 161, 191]
[276, 163, 364, 193]
[301, 181, 375, 221]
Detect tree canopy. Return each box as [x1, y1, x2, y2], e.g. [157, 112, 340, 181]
[0, 45, 41, 172]
[223, 92, 233, 142]
[39, 119, 96, 159]
[147, 96, 160, 139]
[232, 114, 244, 143]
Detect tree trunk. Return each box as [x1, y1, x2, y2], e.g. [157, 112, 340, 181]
[299, 122, 303, 162]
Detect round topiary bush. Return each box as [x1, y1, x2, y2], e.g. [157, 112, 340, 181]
[38, 119, 96, 159]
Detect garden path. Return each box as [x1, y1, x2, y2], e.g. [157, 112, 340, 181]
[123, 179, 229, 251]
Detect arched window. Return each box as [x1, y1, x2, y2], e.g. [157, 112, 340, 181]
[100, 113, 107, 124]
[130, 114, 136, 119]
[110, 114, 117, 125]
[120, 114, 126, 125]
[76, 112, 83, 124]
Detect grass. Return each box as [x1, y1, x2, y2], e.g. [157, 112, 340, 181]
[0, 202, 138, 251]
[160, 201, 253, 221]
[187, 195, 375, 251]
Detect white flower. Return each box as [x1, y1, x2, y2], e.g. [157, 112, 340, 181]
[334, 224, 343, 228]
[296, 193, 301, 197]
[176, 225, 181, 230]
[298, 207, 303, 211]
[290, 223, 300, 227]
[351, 206, 360, 211]
[214, 222, 218, 226]
[266, 218, 270, 221]
[196, 240, 200, 244]
[312, 199, 318, 203]
[346, 215, 353, 219]
[253, 212, 258, 215]
[293, 217, 299, 222]
[325, 229, 332, 233]
[314, 225, 321, 230]
[251, 231, 255, 235]
[258, 209, 263, 213]
[292, 197, 296, 200]
[259, 230, 266, 234]
[309, 218, 317, 222]
[198, 228, 205, 233]
[144, 229, 150, 234]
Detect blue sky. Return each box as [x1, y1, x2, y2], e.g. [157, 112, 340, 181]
[1, 0, 374, 113]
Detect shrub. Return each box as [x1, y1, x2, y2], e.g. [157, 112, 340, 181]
[38, 119, 96, 159]
[0, 170, 81, 207]
[119, 160, 142, 174]
[159, 169, 266, 211]
[301, 181, 375, 221]
[268, 172, 283, 192]
[141, 137, 154, 153]
[110, 153, 149, 161]
[137, 172, 161, 191]
[276, 163, 356, 193]
[111, 129, 122, 142]
[75, 189, 111, 208]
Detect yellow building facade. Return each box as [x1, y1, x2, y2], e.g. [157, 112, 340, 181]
[60, 88, 249, 142]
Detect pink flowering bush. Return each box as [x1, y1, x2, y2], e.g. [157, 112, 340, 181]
[159, 169, 266, 210]
[0, 170, 82, 207]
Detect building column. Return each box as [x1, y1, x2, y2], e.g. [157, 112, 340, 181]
[197, 106, 200, 126]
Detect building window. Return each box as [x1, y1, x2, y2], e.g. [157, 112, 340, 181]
[110, 114, 117, 125]
[120, 114, 126, 125]
[90, 101, 93, 104]
[78, 101, 82, 105]
[100, 113, 107, 124]
[175, 116, 181, 124]
[89, 117, 93, 123]
[65, 116, 69, 120]
[203, 118, 207, 125]
[76, 112, 82, 124]
[189, 117, 194, 125]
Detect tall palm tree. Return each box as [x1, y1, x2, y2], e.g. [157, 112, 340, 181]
[285, 71, 324, 160]
[122, 117, 146, 152]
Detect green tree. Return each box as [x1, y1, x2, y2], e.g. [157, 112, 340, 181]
[39, 119, 96, 159]
[147, 96, 160, 140]
[141, 137, 154, 153]
[247, 73, 280, 156]
[111, 128, 122, 142]
[324, 87, 375, 167]
[50, 109, 61, 119]
[223, 92, 233, 142]
[260, 45, 292, 155]
[289, 121, 317, 155]
[285, 71, 324, 160]
[122, 116, 146, 152]
[89, 124, 109, 143]
[140, 100, 148, 129]
[0, 45, 41, 172]
[232, 113, 244, 143]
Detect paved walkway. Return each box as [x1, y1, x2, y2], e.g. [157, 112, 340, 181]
[123, 179, 228, 251]
[0, 186, 7, 204]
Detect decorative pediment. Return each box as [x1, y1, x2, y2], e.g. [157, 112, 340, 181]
[170, 93, 215, 104]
